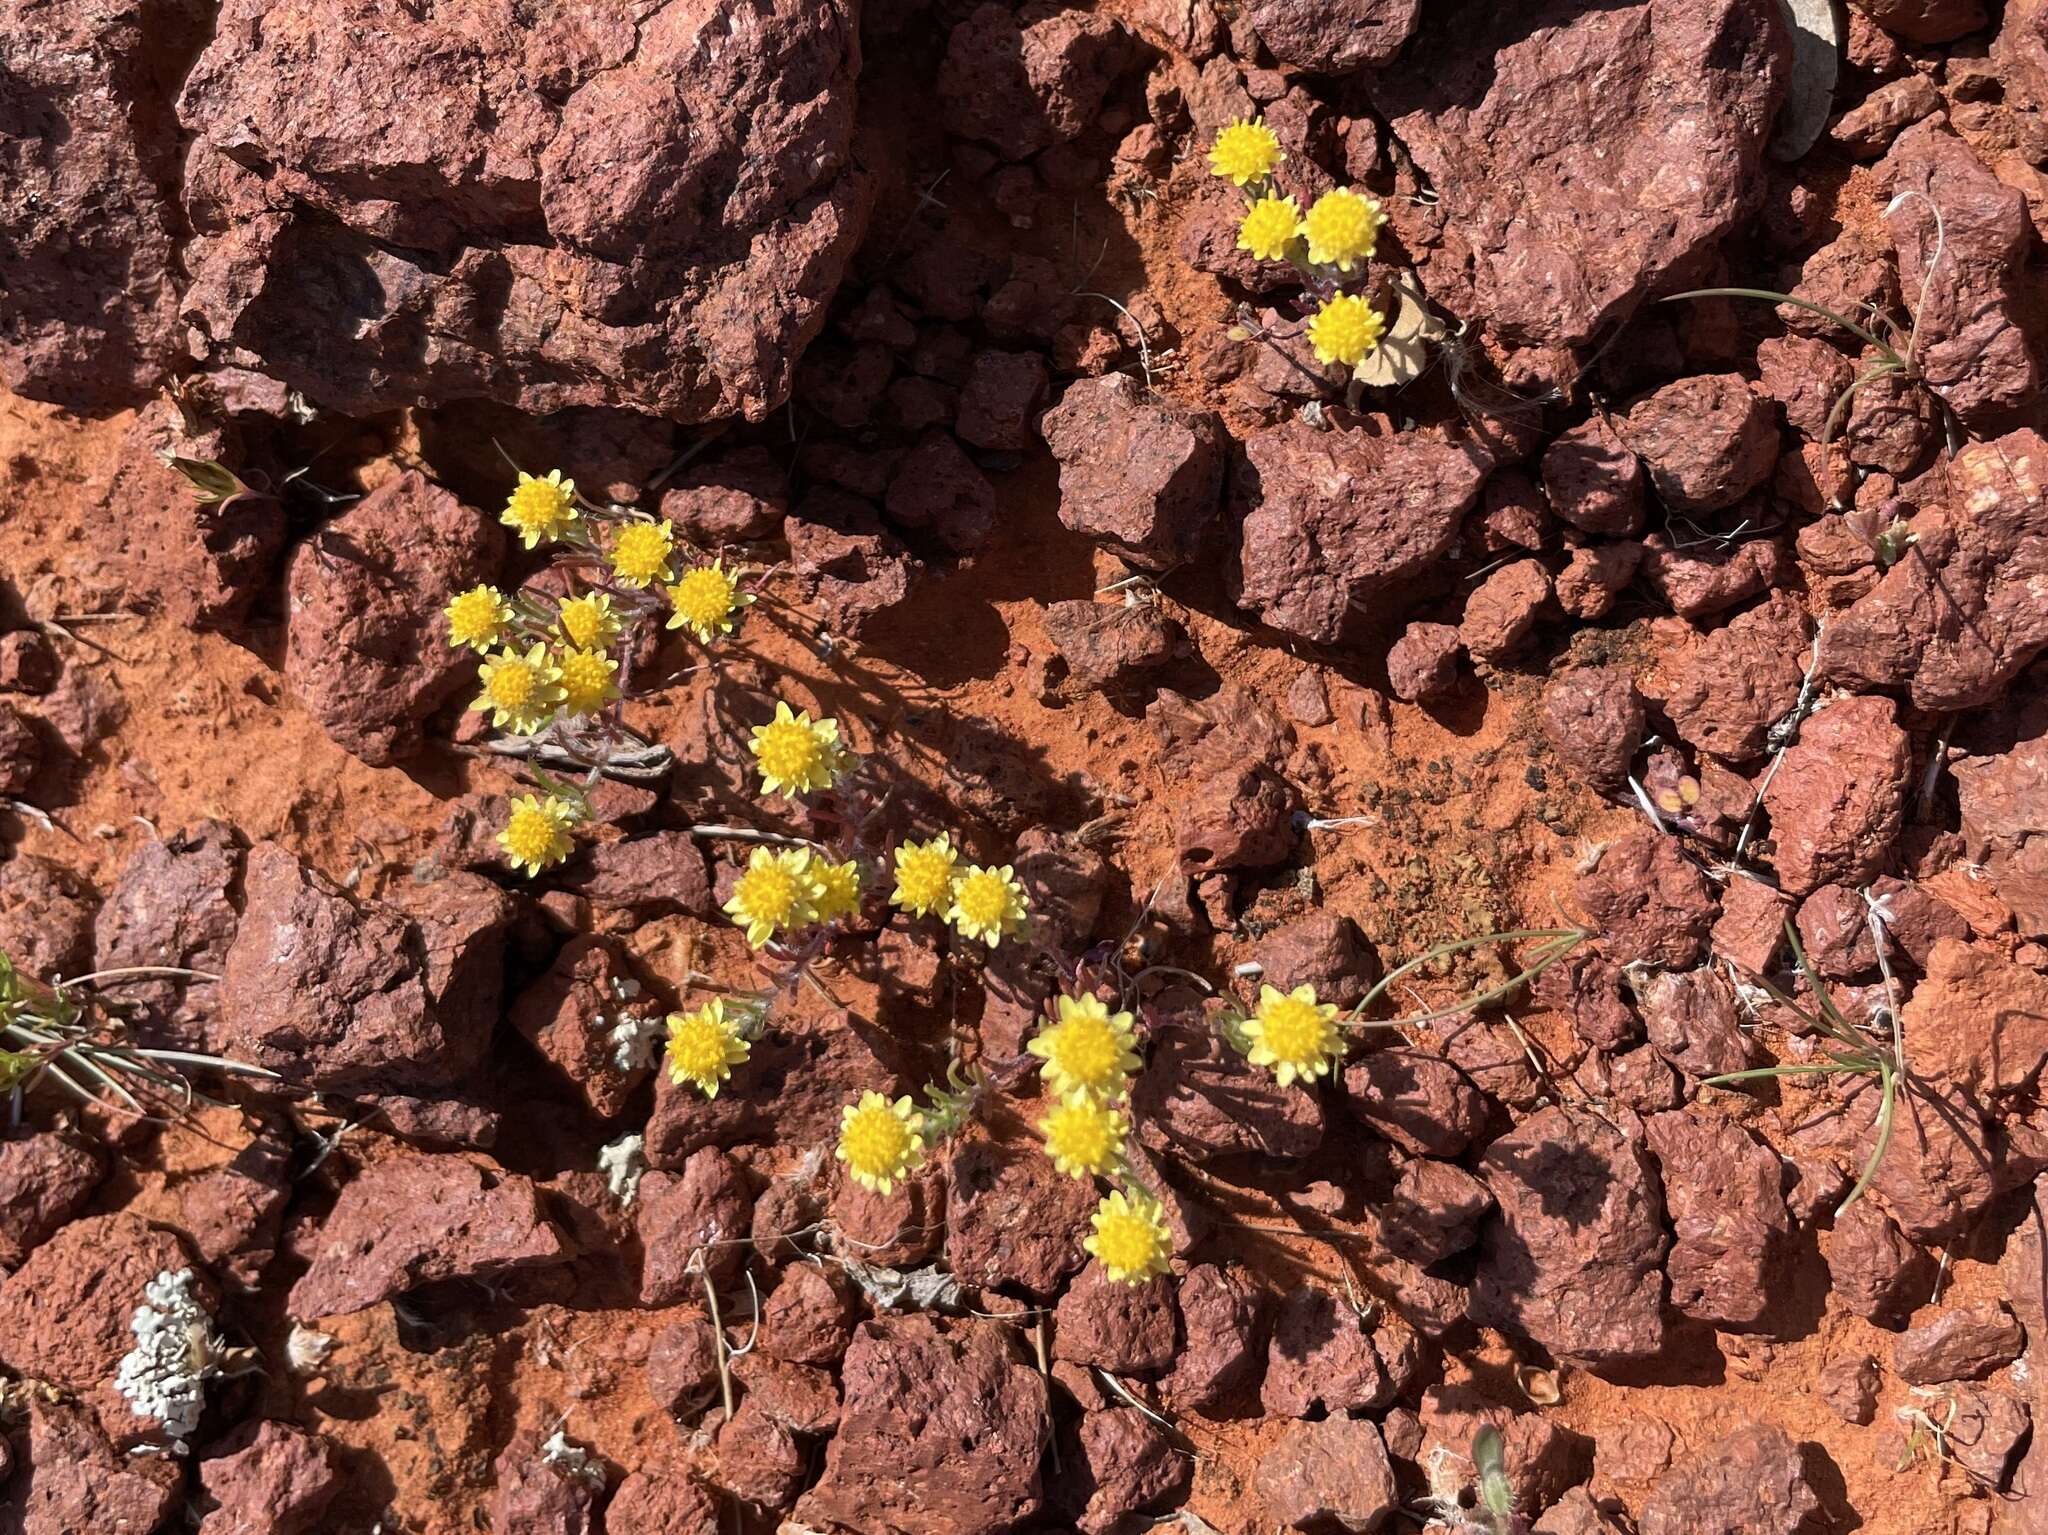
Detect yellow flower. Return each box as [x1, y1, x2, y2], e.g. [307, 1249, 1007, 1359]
[608, 519, 675, 588]
[1039, 1091, 1128, 1180]
[1085, 1189, 1173, 1284]
[555, 646, 620, 716]
[503, 469, 578, 549]
[947, 864, 1030, 948]
[472, 643, 566, 735]
[556, 592, 621, 652]
[1028, 994, 1140, 1099]
[445, 585, 512, 652]
[497, 793, 578, 877]
[891, 835, 960, 918]
[666, 559, 753, 643]
[664, 1000, 751, 1098]
[1237, 194, 1302, 263]
[1306, 293, 1386, 366]
[1244, 983, 1344, 1087]
[1300, 187, 1385, 272]
[723, 845, 821, 948]
[807, 853, 865, 924]
[749, 701, 847, 798]
[1207, 116, 1283, 186]
[837, 1090, 926, 1195]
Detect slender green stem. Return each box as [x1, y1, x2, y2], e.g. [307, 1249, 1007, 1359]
[1838, 1060, 1899, 1216]
[1347, 929, 1584, 1023]
[1661, 288, 1900, 362]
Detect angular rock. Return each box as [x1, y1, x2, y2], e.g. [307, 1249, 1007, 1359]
[288, 1154, 569, 1319]
[607, 1467, 722, 1535]
[0, 854, 97, 980]
[1461, 558, 1551, 662]
[1638, 1423, 1819, 1535]
[1232, 420, 1492, 645]
[91, 820, 242, 1047]
[1381, 1158, 1493, 1266]
[1942, 1384, 2030, 1489]
[197, 1421, 344, 1535]
[558, 831, 713, 917]
[1246, 0, 1419, 71]
[1624, 375, 1780, 514]
[1368, 0, 1788, 348]
[660, 445, 787, 543]
[1341, 1048, 1491, 1159]
[1387, 621, 1463, 702]
[884, 433, 995, 554]
[1253, 913, 1376, 1010]
[638, 1148, 752, 1303]
[509, 935, 651, 1120]
[1816, 1352, 1880, 1424]
[1643, 1114, 1792, 1331]
[1761, 695, 1910, 895]
[1160, 1264, 1265, 1412]
[492, 1429, 601, 1534]
[1054, 1262, 1178, 1374]
[1134, 1022, 1324, 1165]
[1066, 1408, 1192, 1535]
[1893, 1301, 2025, 1383]
[938, 2, 1134, 160]
[1857, 0, 1987, 43]
[1577, 831, 1718, 969]
[1262, 1286, 1392, 1418]
[3, 1398, 182, 1535]
[1900, 936, 2048, 1100]
[0, 1212, 197, 1395]
[0, 1131, 104, 1271]
[1043, 600, 1184, 690]
[1040, 373, 1224, 571]
[1473, 1107, 1668, 1366]
[1827, 1199, 1935, 1326]
[1257, 1417, 1397, 1533]
[1175, 760, 1299, 873]
[1534, 949, 1641, 1052]
[1418, 1387, 1594, 1513]
[1638, 966, 1755, 1079]
[760, 1262, 858, 1367]
[795, 1316, 1052, 1535]
[956, 350, 1048, 451]
[1544, 416, 1647, 535]
[1640, 533, 1789, 622]
[1541, 665, 1644, 790]
[945, 1141, 1097, 1298]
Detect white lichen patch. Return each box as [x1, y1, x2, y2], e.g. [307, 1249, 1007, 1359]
[598, 1132, 646, 1206]
[113, 1269, 221, 1451]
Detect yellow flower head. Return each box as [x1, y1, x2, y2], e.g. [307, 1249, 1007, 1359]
[947, 864, 1030, 948]
[1039, 1091, 1128, 1180]
[837, 1090, 926, 1196]
[497, 793, 578, 877]
[1028, 994, 1141, 1099]
[749, 701, 847, 798]
[445, 585, 512, 652]
[555, 646, 620, 717]
[666, 559, 754, 643]
[503, 469, 578, 549]
[1300, 187, 1385, 273]
[891, 835, 960, 918]
[1306, 293, 1386, 367]
[556, 592, 622, 652]
[1244, 983, 1344, 1087]
[806, 853, 866, 924]
[473, 643, 566, 735]
[1208, 116, 1283, 186]
[723, 845, 821, 948]
[665, 999, 751, 1098]
[1237, 194, 1303, 264]
[1085, 1189, 1173, 1284]
[608, 519, 675, 589]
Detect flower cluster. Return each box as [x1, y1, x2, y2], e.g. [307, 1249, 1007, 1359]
[723, 844, 867, 950]
[1241, 982, 1345, 1086]
[888, 834, 1033, 949]
[1208, 117, 1391, 369]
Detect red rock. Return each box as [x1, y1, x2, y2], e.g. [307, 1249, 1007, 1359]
[638, 1148, 752, 1302]
[1042, 600, 1184, 690]
[1066, 1407, 1193, 1535]
[1943, 1384, 2031, 1488]
[1040, 373, 1224, 571]
[1160, 1264, 1265, 1412]
[1845, 367, 1940, 477]
[955, 350, 1049, 451]
[1857, 0, 1988, 42]
[1578, 831, 1719, 969]
[0, 699, 38, 796]
[1761, 695, 1910, 895]
[645, 1317, 719, 1418]
[0, 1130, 102, 1272]
[284, 470, 504, 764]
[799, 340, 893, 429]
[1261, 1285, 1393, 1417]
[1883, 122, 2037, 426]
[1231, 421, 1491, 645]
[1134, 1022, 1324, 1164]
[1419, 1387, 1594, 1514]
[1543, 415, 1647, 535]
[759, 1262, 858, 1366]
[287, 1154, 569, 1319]
[1174, 759, 1299, 874]
[1473, 1107, 1668, 1366]
[711, 1400, 804, 1507]
[884, 433, 995, 554]
[1461, 558, 1551, 662]
[1827, 1199, 1935, 1325]
[1541, 666, 1644, 791]
[1824, 440, 2048, 711]
[945, 1141, 1096, 1298]
[1253, 913, 1377, 1009]
[732, 1353, 840, 1435]
[795, 1315, 1052, 1535]
[1386, 621, 1463, 702]
[786, 493, 922, 635]
[1246, 0, 1418, 69]
[1342, 1048, 1491, 1158]
[1555, 541, 1644, 620]
[2, 1397, 182, 1535]
[1053, 1262, 1178, 1373]
[177, 0, 868, 423]
[1643, 1114, 1792, 1330]
[1852, 1077, 2006, 1242]
[218, 844, 505, 1092]
[197, 1421, 343, 1535]
[1893, 1301, 2025, 1383]
[1755, 334, 1858, 439]
[1534, 949, 1642, 1051]
[1639, 1424, 1819, 1535]
[0, 854, 96, 980]
[606, 1467, 721, 1535]
[1256, 1416, 1396, 1533]
[1608, 1046, 1686, 1112]
[1816, 1352, 1880, 1424]
[1831, 73, 1942, 157]
[1623, 374, 1780, 515]
[560, 831, 712, 917]
[151, 1121, 292, 1292]
[1639, 967, 1755, 1079]
[1532, 1488, 1630, 1535]
[1909, 936, 2048, 1102]
[938, 2, 1134, 160]
[0, 631, 55, 696]
[1369, 0, 1787, 348]
[0, 0, 194, 411]
[491, 1429, 600, 1534]
[1473, 469, 1551, 554]
[509, 935, 652, 1120]
[1639, 533, 1789, 621]
[90, 820, 242, 1047]
[1659, 595, 1809, 763]
[0, 1212, 198, 1396]
[1382, 1158, 1493, 1265]
[660, 446, 788, 543]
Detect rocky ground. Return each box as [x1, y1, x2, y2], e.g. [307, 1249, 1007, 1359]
[4, 0, 2048, 1532]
